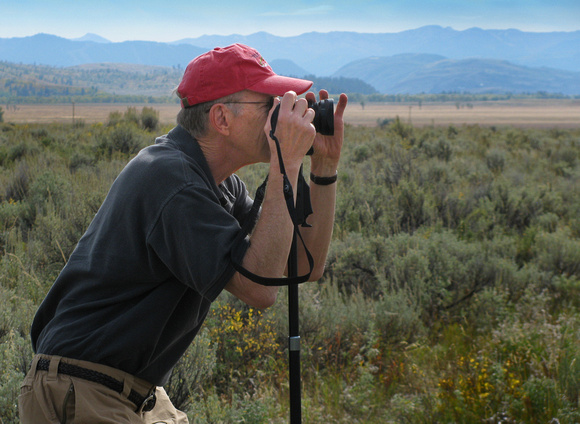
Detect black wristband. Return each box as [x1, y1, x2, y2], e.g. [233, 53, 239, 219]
[310, 172, 338, 185]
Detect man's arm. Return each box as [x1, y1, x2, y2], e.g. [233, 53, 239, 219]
[225, 92, 317, 308]
[298, 91, 348, 280]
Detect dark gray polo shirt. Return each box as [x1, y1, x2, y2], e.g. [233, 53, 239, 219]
[31, 125, 253, 385]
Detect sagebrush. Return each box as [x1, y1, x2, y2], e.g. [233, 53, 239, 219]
[1, 111, 579, 423]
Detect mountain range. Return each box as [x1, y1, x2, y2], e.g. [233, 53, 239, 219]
[1, 26, 580, 95]
[173, 27, 580, 76]
[333, 54, 580, 95]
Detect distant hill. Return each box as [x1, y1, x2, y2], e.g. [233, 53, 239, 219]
[2, 26, 580, 74]
[1, 27, 579, 95]
[71, 33, 111, 43]
[333, 54, 447, 92]
[0, 33, 205, 68]
[269, 59, 310, 78]
[334, 54, 580, 95]
[0, 61, 374, 102]
[173, 26, 580, 75]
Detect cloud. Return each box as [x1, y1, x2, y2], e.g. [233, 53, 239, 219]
[260, 5, 333, 17]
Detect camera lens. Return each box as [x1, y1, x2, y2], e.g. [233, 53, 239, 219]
[269, 98, 335, 141]
[308, 99, 334, 136]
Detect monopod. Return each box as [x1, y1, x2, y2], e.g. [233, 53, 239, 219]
[287, 166, 313, 423]
[233, 99, 335, 423]
[231, 163, 314, 424]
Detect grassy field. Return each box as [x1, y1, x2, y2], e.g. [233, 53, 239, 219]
[349, 99, 580, 128]
[1, 105, 579, 423]
[3, 98, 580, 128]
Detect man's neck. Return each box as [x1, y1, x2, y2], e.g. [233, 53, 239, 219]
[196, 136, 247, 185]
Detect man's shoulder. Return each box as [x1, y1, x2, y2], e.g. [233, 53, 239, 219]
[110, 144, 205, 204]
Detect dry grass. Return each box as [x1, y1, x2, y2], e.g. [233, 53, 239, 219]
[346, 99, 580, 128]
[3, 103, 181, 126]
[3, 99, 580, 128]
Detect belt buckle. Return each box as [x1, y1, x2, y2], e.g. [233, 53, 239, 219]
[137, 391, 157, 413]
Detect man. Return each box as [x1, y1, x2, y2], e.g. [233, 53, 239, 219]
[19, 43, 347, 423]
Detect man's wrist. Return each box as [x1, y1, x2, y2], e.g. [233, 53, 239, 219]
[310, 157, 339, 177]
[310, 171, 338, 185]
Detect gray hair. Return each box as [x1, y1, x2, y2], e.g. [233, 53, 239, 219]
[176, 92, 242, 139]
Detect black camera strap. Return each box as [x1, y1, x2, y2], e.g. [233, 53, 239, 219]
[231, 129, 314, 286]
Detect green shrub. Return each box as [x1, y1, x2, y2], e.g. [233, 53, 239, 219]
[206, 300, 283, 396]
[0, 331, 32, 424]
[29, 170, 71, 212]
[7, 142, 39, 163]
[390, 116, 413, 141]
[95, 123, 149, 157]
[165, 329, 217, 411]
[486, 148, 506, 173]
[123, 106, 140, 126]
[69, 151, 96, 171]
[140, 107, 160, 131]
[1, 122, 580, 422]
[421, 136, 453, 161]
[397, 180, 430, 233]
[106, 110, 123, 127]
[533, 229, 580, 277]
[3, 162, 30, 203]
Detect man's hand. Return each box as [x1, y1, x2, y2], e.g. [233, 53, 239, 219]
[265, 91, 317, 173]
[297, 90, 348, 280]
[305, 90, 348, 176]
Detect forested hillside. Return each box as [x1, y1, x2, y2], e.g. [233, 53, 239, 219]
[1, 114, 579, 422]
[0, 61, 376, 104]
[0, 61, 182, 103]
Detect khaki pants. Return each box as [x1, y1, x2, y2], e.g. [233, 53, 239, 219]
[18, 354, 189, 424]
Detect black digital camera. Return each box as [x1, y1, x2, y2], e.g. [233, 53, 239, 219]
[270, 98, 334, 137]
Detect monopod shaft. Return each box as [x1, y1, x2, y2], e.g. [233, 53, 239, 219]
[288, 235, 302, 423]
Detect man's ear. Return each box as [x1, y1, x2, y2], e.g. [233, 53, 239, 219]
[208, 104, 232, 136]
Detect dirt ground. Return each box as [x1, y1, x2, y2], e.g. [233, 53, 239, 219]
[3, 99, 580, 128]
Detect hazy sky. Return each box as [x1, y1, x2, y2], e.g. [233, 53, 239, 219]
[1, 0, 578, 42]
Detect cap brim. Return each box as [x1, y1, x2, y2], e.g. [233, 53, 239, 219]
[247, 75, 313, 97]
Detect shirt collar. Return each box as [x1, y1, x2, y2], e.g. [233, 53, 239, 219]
[159, 125, 227, 206]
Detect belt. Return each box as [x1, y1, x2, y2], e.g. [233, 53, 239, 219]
[36, 358, 156, 412]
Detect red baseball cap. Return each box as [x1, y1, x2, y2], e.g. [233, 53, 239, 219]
[177, 43, 313, 108]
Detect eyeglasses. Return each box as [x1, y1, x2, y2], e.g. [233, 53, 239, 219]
[205, 97, 274, 113]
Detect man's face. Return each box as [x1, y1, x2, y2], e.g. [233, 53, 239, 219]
[229, 91, 275, 163]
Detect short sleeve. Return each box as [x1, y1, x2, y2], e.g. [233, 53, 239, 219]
[147, 182, 250, 301]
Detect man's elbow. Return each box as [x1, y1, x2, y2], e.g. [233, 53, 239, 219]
[250, 290, 278, 309]
[243, 282, 279, 309]
[226, 274, 279, 309]
[308, 263, 327, 282]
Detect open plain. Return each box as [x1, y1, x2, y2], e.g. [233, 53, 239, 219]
[3, 99, 579, 128]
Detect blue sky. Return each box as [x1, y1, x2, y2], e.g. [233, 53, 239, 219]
[1, 0, 578, 42]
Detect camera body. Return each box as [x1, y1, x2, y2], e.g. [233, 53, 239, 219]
[270, 98, 334, 138]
